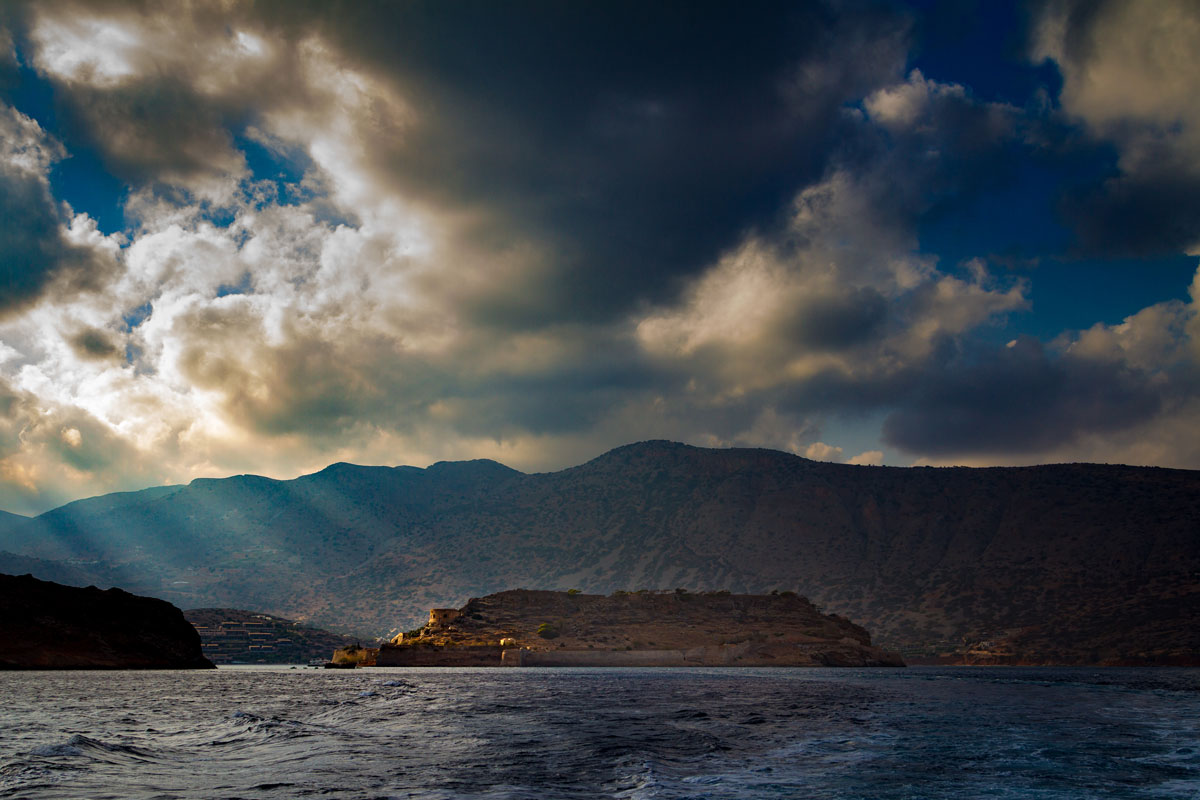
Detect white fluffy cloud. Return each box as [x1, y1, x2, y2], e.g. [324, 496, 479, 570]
[0, 102, 63, 175]
[803, 442, 844, 462]
[864, 69, 965, 129]
[847, 450, 884, 466]
[0, 7, 440, 510]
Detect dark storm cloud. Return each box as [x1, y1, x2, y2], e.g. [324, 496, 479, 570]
[0, 156, 110, 315]
[258, 0, 914, 325]
[881, 337, 1169, 456]
[0, 0, 1195, 512]
[785, 286, 890, 351]
[448, 353, 673, 439]
[18, 0, 918, 323]
[68, 327, 120, 360]
[0, 163, 71, 307]
[1063, 170, 1200, 258]
[851, 71, 1021, 233]
[52, 77, 245, 190]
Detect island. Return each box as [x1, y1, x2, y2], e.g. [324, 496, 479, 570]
[371, 589, 904, 667]
[0, 573, 215, 669]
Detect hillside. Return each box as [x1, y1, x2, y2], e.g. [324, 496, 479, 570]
[385, 589, 904, 666]
[1, 441, 1197, 664]
[184, 608, 361, 664]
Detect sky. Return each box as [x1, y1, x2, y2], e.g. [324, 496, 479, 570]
[0, 0, 1198, 515]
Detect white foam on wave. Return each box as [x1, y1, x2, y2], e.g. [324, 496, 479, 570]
[29, 742, 84, 757]
[29, 733, 112, 757]
[611, 758, 668, 800]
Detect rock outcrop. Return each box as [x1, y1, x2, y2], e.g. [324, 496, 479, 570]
[377, 589, 904, 667]
[0, 573, 214, 669]
[329, 644, 378, 667]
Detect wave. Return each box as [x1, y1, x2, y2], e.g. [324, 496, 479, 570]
[2, 667, 1197, 799]
[28, 734, 163, 764]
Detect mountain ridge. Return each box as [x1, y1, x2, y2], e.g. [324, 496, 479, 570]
[1, 440, 1197, 664]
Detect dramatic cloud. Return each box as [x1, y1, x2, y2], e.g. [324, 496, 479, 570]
[636, 170, 1027, 392]
[888, 269, 1200, 468]
[632, 71, 1029, 450]
[0, 1, 1195, 512]
[0, 102, 117, 314]
[1035, 0, 1200, 255]
[300, 0, 914, 323]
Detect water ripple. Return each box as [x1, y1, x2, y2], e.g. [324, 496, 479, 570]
[0, 667, 1196, 799]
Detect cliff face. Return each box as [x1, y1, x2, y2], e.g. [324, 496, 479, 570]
[381, 589, 904, 667]
[0, 573, 214, 669]
[1, 440, 1197, 664]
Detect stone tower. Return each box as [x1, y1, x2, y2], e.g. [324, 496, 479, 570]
[428, 608, 460, 627]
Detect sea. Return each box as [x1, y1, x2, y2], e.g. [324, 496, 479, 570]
[1, 666, 1198, 799]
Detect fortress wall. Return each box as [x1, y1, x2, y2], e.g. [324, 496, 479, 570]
[513, 649, 692, 666]
[507, 644, 757, 667]
[373, 641, 894, 668]
[376, 644, 501, 666]
[331, 647, 378, 666]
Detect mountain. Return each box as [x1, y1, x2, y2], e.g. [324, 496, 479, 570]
[0, 550, 107, 587]
[1, 441, 1197, 664]
[0, 573, 214, 669]
[0, 510, 30, 550]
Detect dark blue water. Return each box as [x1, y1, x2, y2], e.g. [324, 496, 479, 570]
[1, 667, 1198, 799]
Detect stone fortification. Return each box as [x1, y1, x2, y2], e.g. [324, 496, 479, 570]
[428, 608, 461, 627]
[330, 644, 378, 667]
[376, 589, 904, 667]
[376, 644, 502, 666]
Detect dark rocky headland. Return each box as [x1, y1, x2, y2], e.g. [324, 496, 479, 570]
[0, 573, 214, 669]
